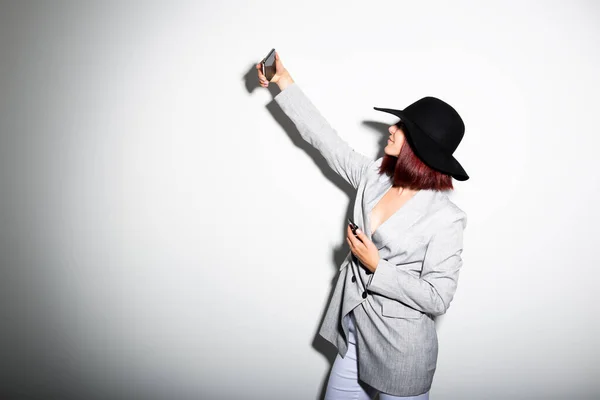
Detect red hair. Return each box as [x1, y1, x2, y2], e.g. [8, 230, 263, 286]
[378, 122, 454, 191]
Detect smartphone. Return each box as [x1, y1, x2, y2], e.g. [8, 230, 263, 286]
[261, 48, 276, 81]
[347, 218, 360, 236]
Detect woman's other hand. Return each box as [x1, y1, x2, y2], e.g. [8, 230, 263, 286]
[346, 225, 380, 273]
[256, 51, 294, 90]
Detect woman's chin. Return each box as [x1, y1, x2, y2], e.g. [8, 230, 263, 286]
[383, 146, 399, 157]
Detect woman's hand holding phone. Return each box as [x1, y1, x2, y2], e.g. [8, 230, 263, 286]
[346, 220, 380, 273]
[256, 50, 294, 90]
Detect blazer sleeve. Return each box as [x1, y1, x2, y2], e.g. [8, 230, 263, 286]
[366, 212, 467, 317]
[273, 82, 372, 189]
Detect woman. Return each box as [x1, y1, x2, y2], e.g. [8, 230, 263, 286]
[256, 52, 468, 399]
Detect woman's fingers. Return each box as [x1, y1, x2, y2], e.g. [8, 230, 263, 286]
[256, 64, 265, 79]
[256, 62, 269, 87]
[354, 229, 369, 246]
[347, 225, 364, 249]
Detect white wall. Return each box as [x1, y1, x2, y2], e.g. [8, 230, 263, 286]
[1, 1, 598, 399]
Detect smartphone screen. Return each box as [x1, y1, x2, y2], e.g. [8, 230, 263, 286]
[262, 48, 276, 81]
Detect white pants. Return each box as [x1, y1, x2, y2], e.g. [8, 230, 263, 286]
[324, 312, 430, 400]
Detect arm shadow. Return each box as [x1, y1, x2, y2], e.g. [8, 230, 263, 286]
[245, 63, 394, 400]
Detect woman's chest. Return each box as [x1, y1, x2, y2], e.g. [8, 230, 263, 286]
[358, 172, 435, 262]
[369, 188, 419, 235]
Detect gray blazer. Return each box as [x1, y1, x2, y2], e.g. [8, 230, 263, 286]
[273, 82, 467, 397]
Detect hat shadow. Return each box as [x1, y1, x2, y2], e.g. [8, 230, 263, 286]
[244, 63, 413, 400]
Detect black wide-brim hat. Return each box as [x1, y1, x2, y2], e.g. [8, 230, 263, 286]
[374, 96, 469, 181]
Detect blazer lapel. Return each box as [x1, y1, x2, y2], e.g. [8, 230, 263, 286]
[340, 161, 435, 271]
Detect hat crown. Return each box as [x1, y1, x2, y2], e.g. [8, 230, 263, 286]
[403, 97, 464, 154]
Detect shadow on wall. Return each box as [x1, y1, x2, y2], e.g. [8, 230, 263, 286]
[244, 62, 398, 400]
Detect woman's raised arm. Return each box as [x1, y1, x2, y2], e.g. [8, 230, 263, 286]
[257, 51, 372, 189]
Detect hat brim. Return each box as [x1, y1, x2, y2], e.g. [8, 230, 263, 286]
[374, 107, 469, 181]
